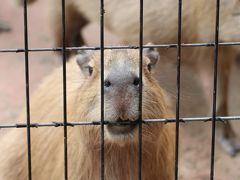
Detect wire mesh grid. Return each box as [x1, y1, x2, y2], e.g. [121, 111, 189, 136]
[1, 0, 240, 180]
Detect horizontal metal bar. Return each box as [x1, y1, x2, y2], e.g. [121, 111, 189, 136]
[0, 116, 240, 129]
[0, 42, 240, 53]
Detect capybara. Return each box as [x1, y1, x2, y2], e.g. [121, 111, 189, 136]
[0, 47, 175, 179]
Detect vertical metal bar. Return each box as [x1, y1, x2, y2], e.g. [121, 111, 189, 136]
[100, 0, 105, 179]
[210, 0, 220, 179]
[61, 0, 68, 179]
[138, 0, 144, 179]
[23, 0, 32, 179]
[175, 0, 182, 179]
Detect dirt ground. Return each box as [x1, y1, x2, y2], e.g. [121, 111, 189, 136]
[1, 0, 240, 179]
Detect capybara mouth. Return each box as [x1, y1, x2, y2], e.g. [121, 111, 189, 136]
[107, 118, 138, 135]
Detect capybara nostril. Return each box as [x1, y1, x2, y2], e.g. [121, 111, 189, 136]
[104, 80, 111, 87]
[133, 77, 140, 86]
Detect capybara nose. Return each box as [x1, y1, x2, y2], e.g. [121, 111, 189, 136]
[107, 118, 138, 135]
[116, 117, 130, 122]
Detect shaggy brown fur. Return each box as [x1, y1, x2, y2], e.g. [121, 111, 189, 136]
[0, 49, 175, 179]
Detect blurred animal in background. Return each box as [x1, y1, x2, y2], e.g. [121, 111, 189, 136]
[18, 0, 240, 156]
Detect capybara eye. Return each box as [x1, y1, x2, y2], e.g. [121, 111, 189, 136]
[133, 77, 140, 86]
[104, 80, 111, 87]
[88, 66, 93, 75]
[147, 64, 151, 71]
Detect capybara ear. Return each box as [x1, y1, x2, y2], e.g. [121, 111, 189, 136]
[144, 43, 160, 70]
[76, 49, 94, 76]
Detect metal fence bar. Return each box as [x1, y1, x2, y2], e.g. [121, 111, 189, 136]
[1, 116, 240, 129]
[138, 0, 144, 179]
[1, 42, 240, 53]
[61, 0, 68, 179]
[210, 0, 221, 179]
[0, 43, 238, 52]
[23, 0, 32, 179]
[175, 0, 183, 179]
[100, 0, 105, 179]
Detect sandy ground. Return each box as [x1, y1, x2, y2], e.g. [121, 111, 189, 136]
[1, 0, 240, 179]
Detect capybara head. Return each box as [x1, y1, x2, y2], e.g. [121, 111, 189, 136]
[74, 46, 169, 144]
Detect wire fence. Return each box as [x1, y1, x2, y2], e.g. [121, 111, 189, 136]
[1, 0, 240, 180]
[23, 0, 32, 179]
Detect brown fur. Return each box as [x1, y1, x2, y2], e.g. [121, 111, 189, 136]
[0, 49, 175, 179]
